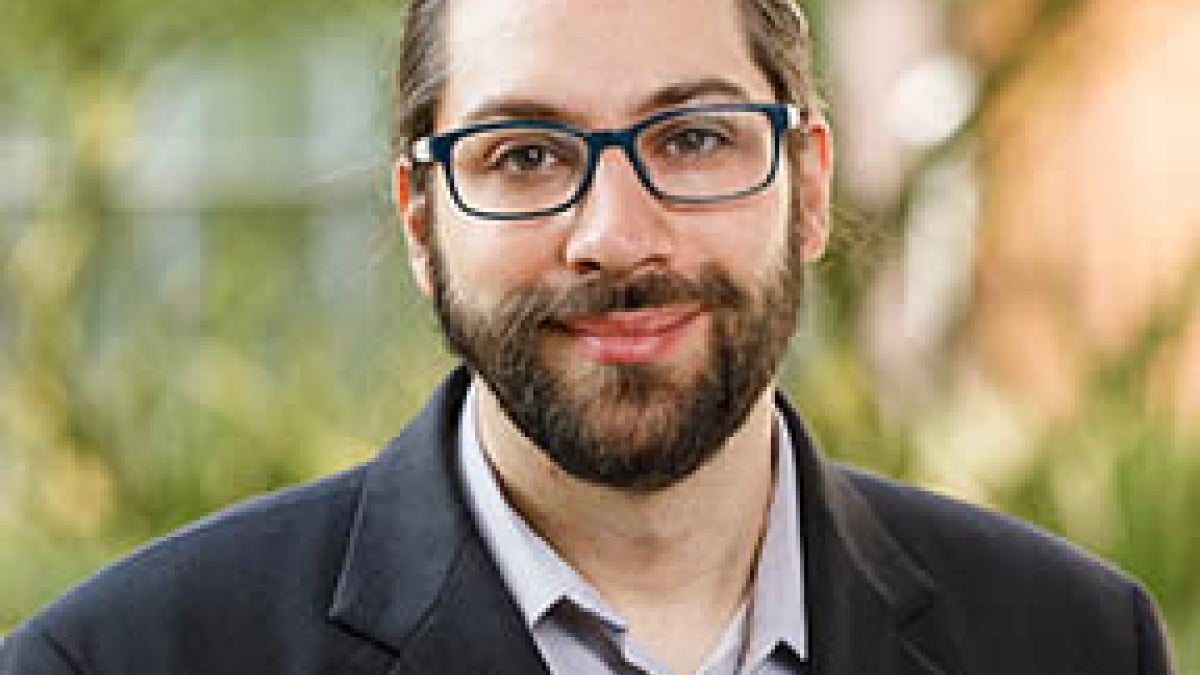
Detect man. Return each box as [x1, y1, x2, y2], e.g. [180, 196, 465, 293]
[0, 0, 1176, 673]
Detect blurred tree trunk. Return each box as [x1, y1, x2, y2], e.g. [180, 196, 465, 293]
[966, 0, 1200, 431]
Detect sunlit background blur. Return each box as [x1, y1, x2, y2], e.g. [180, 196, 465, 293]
[1, 0, 1197, 669]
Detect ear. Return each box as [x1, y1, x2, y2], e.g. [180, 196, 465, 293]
[791, 113, 833, 263]
[393, 158, 434, 296]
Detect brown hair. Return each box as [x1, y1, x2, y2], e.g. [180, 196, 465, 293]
[389, 0, 819, 193]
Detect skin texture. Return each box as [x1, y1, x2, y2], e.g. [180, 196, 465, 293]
[393, 0, 832, 672]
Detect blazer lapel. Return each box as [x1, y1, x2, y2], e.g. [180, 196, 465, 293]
[779, 395, 961, 675]
[327, 367, 551, 675]
[393, 538, 552, 675]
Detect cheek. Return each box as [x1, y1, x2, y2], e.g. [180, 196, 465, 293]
[686, 192, 792, 279]
[433, 212, 565, 301]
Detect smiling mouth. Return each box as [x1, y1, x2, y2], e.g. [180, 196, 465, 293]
[550, 305, 704, 364]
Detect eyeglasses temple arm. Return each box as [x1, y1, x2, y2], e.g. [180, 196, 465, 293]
[785, 104, 808, 130]
[411, 137, 433, 163]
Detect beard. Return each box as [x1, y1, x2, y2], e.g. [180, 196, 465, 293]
[428, 229, 806, 492]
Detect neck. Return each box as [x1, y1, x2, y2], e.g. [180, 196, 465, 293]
[474, 378, 777, 634]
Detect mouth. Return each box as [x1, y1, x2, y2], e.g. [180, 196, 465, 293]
[550, 305, 704, 365]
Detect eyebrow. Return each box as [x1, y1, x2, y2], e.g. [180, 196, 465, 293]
[459, 78, 754, 127]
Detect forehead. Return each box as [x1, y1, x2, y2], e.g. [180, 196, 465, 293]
[437, 0, 774, 127]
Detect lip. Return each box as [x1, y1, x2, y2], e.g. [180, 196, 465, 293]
[555, 305, 703, 364]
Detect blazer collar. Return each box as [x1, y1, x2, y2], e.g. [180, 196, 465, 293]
[329, 367, 957, 675]
[327, 367, 549, 675]
[776, 395, 959, 674]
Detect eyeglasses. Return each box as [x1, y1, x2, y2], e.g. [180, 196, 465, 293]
[411, 102, 807, 221]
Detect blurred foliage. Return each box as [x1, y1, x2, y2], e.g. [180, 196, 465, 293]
[1, 0, 1196, 671]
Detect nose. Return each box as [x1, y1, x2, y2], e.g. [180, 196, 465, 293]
[563, 147, 676, 274]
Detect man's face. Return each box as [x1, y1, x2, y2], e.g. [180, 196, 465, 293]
[406, 0, 829, 490]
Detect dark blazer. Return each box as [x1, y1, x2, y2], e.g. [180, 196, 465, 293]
[1, 367, 1175, 675]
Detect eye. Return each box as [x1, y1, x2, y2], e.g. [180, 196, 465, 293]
[662, 127, 730, 156]
[488, 143, 562, 173]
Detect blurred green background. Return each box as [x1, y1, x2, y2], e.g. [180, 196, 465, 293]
[1, 0, 1197, 671]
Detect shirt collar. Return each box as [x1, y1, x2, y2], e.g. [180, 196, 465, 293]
[746, 413, 809, 663]
[456, 380, 807, 660]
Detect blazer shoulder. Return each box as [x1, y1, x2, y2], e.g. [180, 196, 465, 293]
[15, 463, 371, 664]
[832, 463, 1133, 591]
[829, 463, 1175, 672]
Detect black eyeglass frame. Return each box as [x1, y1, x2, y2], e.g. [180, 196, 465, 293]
[410, 102, 808, 221]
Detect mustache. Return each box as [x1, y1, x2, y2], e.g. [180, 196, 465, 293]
[552, 269, 743, 317]
[488, 267, 747, 332]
